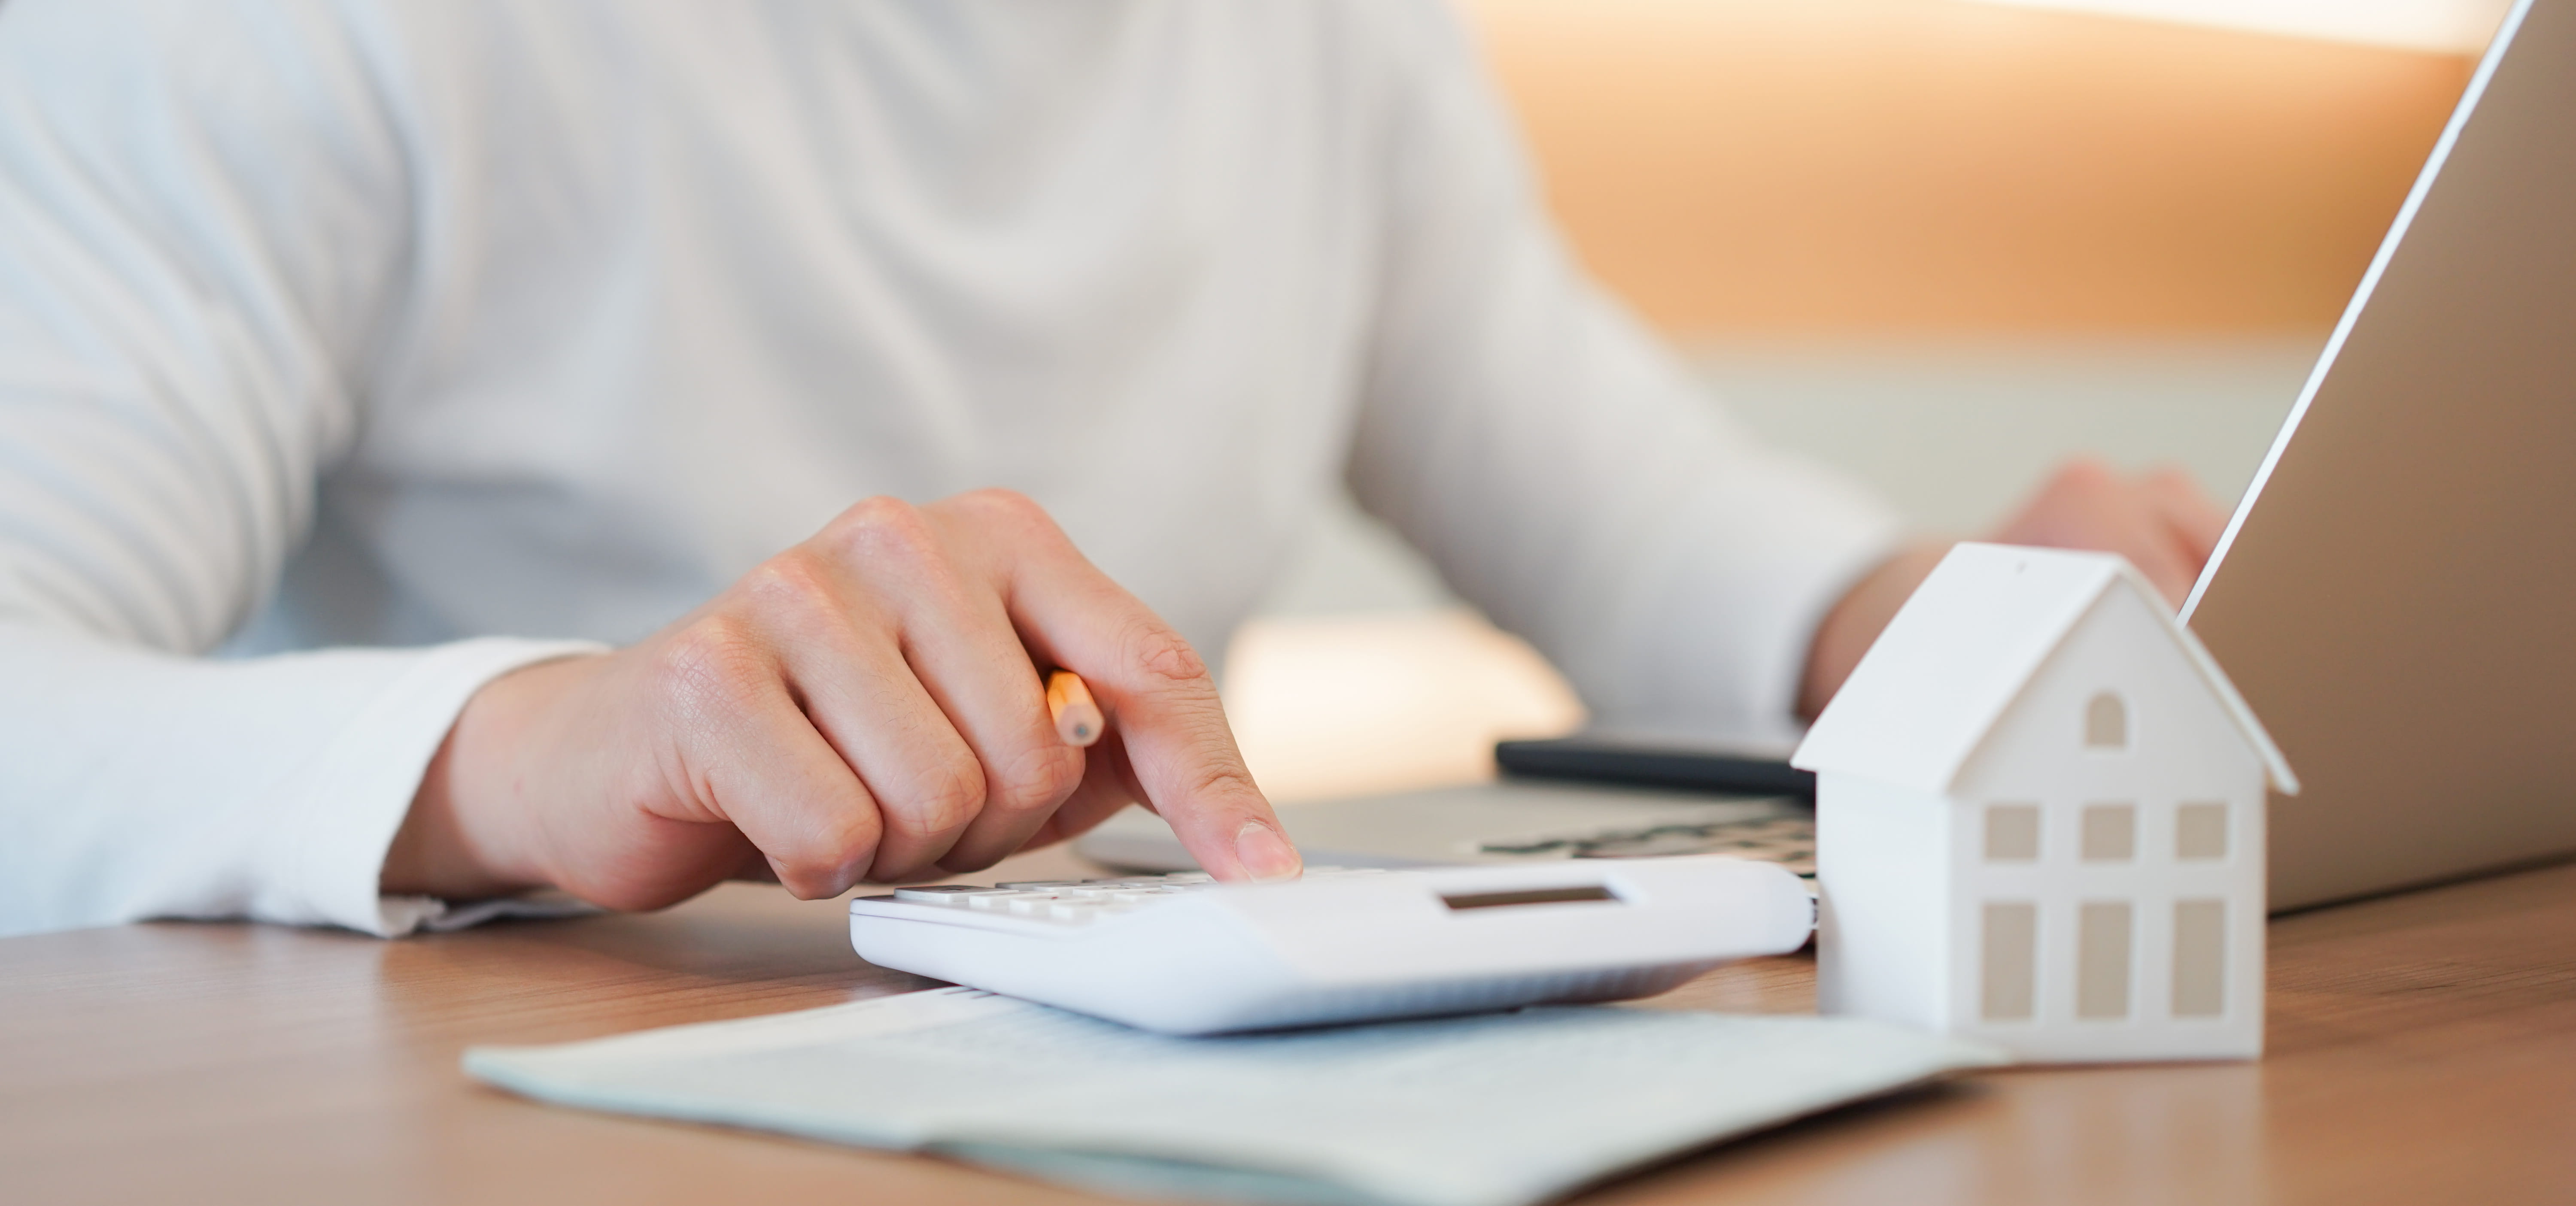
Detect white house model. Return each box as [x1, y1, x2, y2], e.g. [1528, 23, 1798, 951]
[1791, 542, 2297, 1063]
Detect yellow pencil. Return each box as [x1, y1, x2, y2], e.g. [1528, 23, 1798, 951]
[1045, 670, 1104, 747]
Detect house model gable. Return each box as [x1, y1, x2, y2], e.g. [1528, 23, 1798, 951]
[1792, 543, 2297, 797]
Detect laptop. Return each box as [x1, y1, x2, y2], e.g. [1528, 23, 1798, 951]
[1082, 0, 2576, 912]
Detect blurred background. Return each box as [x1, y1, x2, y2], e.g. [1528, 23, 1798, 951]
[1221, 0, 2508, 803]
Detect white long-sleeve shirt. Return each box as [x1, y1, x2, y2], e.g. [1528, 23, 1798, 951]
[0, 0, 1900, 938]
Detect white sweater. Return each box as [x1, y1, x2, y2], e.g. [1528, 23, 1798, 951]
[0, 0, 1900, 937]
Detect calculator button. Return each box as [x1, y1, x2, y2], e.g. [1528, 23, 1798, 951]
[968, 891, 1054, 911]
[1157, 873, 1213, 884]
[1045, 901, 1100, 922]
[996, 880, 1084, 891]
[1108, 888, 1180, 904]
[893, 886, 1010, 906]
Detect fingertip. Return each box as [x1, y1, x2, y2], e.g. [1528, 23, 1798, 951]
[773, 854, 861, 901]
[1232, 818, 1303, 882]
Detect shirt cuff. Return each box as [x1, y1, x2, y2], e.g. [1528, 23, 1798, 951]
[384, 890, 606, 935]
[276, 636, 608, 937]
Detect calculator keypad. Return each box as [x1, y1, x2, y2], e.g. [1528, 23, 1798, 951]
[890, 869, 1379, 926]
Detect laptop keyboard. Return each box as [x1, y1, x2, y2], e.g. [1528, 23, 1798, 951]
[1476, 815, 1815, 880]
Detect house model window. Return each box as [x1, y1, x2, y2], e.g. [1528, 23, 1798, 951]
[2085, 691, 2127, 749]
[2081, 804, 2136, 861]
[1984, 804, 2040, 861]
[1794, 543, 2299, 1064]
[2176, 802, 2230, 859]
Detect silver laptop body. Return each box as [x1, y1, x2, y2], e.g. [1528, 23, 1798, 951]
[2184, 0, 2576, 909]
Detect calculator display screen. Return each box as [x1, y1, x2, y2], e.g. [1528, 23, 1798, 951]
[1437, 885, 1619, 911]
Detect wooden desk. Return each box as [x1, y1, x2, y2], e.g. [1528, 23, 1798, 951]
[7, 849, 2574, 1205]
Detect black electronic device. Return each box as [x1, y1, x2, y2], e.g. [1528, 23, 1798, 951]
[1494, 737, 1815, 800]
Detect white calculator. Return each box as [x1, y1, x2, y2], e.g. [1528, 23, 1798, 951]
[848, 855, 1815, 1034]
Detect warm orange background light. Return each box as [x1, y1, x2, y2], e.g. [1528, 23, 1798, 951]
[1459, 0, 2476, 335]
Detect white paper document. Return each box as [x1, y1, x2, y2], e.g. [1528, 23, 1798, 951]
[465, 988, 2003, 1206]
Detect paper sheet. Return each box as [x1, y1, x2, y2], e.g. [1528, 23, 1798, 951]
[465, 988, 2003, 1206]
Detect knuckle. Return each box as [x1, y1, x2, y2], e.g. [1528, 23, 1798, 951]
[1182, 760, 1265, 810]
[954, 487, 1046, 525]
[829, 495, 940, 565]
[883, 758, 986, 839]
[988, 744, 1085, 815]
[650, 616, 769, 717]
[1126, 623, 1210, 689]
[840, 493, 917, 529]
[737, 549, 835, 615]
[945, 488, 1069, 549]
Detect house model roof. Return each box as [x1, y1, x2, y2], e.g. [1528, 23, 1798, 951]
[1792, 542, 2298, 795]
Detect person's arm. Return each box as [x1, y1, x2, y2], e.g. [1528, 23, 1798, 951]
[0, 0, 609, 937]
[0, 1, 1294, 939]
[1343, 4, 1903, 746]
[1345, 3, 2233, 737]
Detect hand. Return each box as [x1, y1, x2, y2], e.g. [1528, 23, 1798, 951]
[1798, 458, 2229, 718]
[382, 489, 1302, 909]
[1985, 456, 2227, 607]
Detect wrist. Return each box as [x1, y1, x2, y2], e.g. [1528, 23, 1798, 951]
[381, 655, 598, 899]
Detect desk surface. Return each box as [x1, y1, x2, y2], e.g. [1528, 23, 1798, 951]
[6, 848, 2575, 1206]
